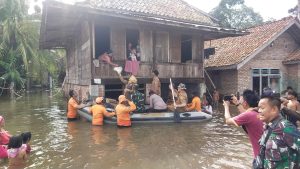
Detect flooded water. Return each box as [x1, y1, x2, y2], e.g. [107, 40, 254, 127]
[0, 92, 252, 169]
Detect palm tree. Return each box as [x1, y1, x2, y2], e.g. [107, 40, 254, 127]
[0, 0, 32, 97]
[0, 0, 66, 97]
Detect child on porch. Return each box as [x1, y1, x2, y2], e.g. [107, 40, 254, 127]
[124, 44, 140, 75]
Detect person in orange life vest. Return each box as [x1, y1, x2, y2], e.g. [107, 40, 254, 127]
[67, 90, 87, 121]
[115, 95, 136, 127]
[89, 97, 116, 126]
[186, 91, 201, 112]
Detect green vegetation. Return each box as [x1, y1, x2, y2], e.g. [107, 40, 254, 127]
[0, 0, 65, 97]
[210, 0, 263, 29]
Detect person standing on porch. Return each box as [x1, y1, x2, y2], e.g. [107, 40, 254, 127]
[150, 70, 161, 96]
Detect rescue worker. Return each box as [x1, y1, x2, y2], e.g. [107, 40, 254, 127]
[89, 97, 116, 126]
[186, 91, 201, 112]
[67, 90, 87, 121]
[115, 95, 136, 127]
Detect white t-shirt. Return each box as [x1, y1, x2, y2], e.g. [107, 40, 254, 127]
[149, 94, 167, 110]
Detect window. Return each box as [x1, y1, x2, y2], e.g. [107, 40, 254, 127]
[252, 69, 260, 75]
[252, 69, 280, 95]
[95, 26, 110, 59]
[155, 32, 169, 62]
[181, 35, 192, 63]
[126, 29, 140, 60]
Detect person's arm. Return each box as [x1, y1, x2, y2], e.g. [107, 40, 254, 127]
[88, 107, 93, 114]
[223, 101, 239, 126]
[103, 109, 116, 117]
[128, 101, 137, 112]
[280, 97, 289, 106]
[231, 96, 246, 113]
[118, 74, 128, 84]
[281, 107, 300, 120]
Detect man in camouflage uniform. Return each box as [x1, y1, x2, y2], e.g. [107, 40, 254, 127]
[257, 95, 300, 169]
[131, 86, 145, 113]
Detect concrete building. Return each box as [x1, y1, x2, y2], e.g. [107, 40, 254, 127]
[205, 17, 300, 96]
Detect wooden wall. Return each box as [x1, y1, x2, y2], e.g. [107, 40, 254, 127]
[63, 21, 92, 99]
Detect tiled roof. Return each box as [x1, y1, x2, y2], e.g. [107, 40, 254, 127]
[86, 0, 218, 26]
[205, 17, 295, 68]
[283, 48, 300, 64]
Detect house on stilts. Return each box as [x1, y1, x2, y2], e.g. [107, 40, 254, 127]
[39, 0, 245, 100]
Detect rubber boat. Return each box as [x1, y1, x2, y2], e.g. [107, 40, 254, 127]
[78, 107, 212, 124]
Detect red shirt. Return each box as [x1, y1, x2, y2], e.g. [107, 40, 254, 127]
[233, 110, 263, 157]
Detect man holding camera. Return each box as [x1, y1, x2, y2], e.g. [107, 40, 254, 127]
[223, 89, 263, 158]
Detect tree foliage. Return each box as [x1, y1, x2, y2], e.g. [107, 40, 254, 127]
[0, 0, 65, 95]
[210, 0, 263, 29]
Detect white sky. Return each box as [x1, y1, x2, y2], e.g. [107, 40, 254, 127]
[30, 0, 298, 20]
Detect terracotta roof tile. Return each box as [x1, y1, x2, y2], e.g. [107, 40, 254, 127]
[205, 17, 295, 68]
[283, 48, 300, 64]
[87, 0, 218, 26]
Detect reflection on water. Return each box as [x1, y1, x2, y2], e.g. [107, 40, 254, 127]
[0, 92, 252, 169]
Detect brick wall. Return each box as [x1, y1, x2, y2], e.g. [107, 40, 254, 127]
[238, 32, 299, 93]
[207, 69, 238, 95]
[286, 64, 300, 92]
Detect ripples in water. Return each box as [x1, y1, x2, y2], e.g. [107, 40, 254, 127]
[0, 92, 252, 169]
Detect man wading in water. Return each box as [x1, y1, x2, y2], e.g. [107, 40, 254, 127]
[223, 89, 263, 158]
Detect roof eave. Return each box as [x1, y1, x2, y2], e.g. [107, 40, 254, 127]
[204, 64, 237, 70]
[282, 60, 300, 65]
[39, 0, 247, 49]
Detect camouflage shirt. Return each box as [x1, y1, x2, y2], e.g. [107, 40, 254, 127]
[131, 90, 145, 113]
[260, 116, 300, 169]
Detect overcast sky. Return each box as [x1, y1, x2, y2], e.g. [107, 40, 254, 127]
[184, 0, 298, 20]
[30, 0, 298, 20]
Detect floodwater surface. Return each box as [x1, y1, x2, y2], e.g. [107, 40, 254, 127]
[0, 92, 252, 169]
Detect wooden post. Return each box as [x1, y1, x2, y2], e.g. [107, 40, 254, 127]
[152, 30, 157, 70]
[298, 0, 300, 19]
[10, 82, 15, 99]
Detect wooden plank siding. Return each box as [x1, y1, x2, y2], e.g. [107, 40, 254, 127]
[91, 21, 204, 82]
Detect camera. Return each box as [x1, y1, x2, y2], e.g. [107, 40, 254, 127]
[223, 95, 232, 101]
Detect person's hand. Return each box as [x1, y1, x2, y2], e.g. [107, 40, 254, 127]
[223, 100, 230, 108]
[231, 95, 239, 105]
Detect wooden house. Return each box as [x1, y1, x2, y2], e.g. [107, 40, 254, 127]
[39, 0, 244, 100]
